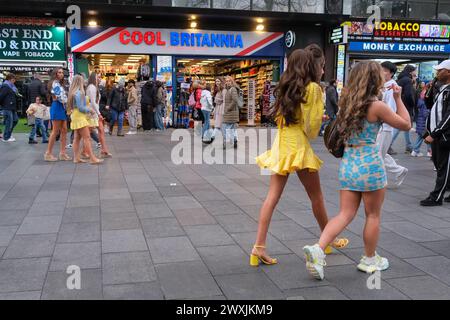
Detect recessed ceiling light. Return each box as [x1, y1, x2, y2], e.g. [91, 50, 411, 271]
[256, 24, 265, 31]
[315, 23, 322, 26]
[88, 10, 98, 15]
[190, 21, 198, 29]
[191, 15, 197, 20]
[88, 20, 98, 27]
[256, 18, 264, 23]
[136, 16, 142, 19]
[44, 12, 52, 16]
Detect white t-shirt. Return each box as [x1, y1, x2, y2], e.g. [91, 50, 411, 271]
[200, 90, 213, 112]
[382, 79, 397, 132]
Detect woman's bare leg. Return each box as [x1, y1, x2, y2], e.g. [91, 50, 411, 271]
[296, 170, 328, 231]
[362, 189, 385, 257]
[254, 174, 289, 259]
[318, 191, 362, 250]
[46, 120, 62, 155]
[80, 127, 100, 162]
[73, 130, 82, 162]
[59, 121, 68, 155]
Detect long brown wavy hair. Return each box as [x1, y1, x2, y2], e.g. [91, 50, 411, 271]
[271, 47, 324, 126]
[336, 61, 384, 142]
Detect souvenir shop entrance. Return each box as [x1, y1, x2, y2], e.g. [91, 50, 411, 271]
[172, 56, 282, 129]
[70, 26, 286, 128]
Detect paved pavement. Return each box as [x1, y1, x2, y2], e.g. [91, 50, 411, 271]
[1, 129, 450, 300]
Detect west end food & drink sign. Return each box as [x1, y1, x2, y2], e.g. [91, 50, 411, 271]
[0, 26, 66, 62]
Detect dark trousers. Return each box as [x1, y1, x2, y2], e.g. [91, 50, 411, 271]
[429, 141, 450, 201]
[141, 104, 154, 131]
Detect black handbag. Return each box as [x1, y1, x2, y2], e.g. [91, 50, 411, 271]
[324, 118, 345, 158]
[192, 108, 201, 121]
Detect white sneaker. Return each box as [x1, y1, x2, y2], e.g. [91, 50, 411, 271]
[303, 244, 326, 280]
[6, 137, 16, 142]
[97, 143, 102, 149]
[357, 253, 389, 273]
[66, 144, 72, 149]
[411, 151, 423, 157]
[427, 151, 432, 158]
[392, 167, 408, 188]
[126, 131, 136, 135]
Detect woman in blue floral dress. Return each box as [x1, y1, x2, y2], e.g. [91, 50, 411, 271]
[303, 61, 412, 280]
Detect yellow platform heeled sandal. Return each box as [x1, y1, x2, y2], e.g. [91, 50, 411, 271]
[250, 245, 278, 267]
[324, 238, 350, 255]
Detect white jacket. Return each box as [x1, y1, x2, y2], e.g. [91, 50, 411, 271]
[200, 90, 214, 112]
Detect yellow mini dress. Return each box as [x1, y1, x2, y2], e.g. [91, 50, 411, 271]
[70, 93, 91, 130]
[256, 82, 324, 176]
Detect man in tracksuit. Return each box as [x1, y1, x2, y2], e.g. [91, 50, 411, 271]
[421, 60, 450, 206]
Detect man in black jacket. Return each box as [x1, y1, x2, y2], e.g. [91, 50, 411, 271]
[390, 65, 416, 154]
[106, 78, 128, 137]
[141, 80, 156, 132]
[0, 73, 19, 142]
[421, 60, 450, 206]
[320, 80, 339, 135]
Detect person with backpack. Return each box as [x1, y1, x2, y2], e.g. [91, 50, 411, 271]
[420, 60, 450, 206]
[222, 76, 240, 149]
[200, 83, 214, 142]
[141, 79, 156, 132]
[106, 78, 128, 136]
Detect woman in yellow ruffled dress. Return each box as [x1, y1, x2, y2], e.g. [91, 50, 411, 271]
[68, 75, 103, 165]
[250, 46, 349, 267]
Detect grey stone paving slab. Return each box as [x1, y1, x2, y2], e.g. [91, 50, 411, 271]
[406, 256, 450, 286]
[42, 269, 103, 300]
[34, 190, 69, 203]
[323, 265, 410, 300]
[197, 245, 258, 276]
[58, 222, 101, 243]
[173, 200, 218, 221]
[50, 242, 101, 271]
[100, 199, 136, 214]
[215, 214, 258, 233]
[157, 185, 191, 197]
[147, 236, 200, 264]
[16, 216, 62, 235]
[102, 252, 157, 285]
[200, 200, 244, 216]
[431, 228, 450, 238]
[262, 254, 330, 290]
[101, 213, 140, 231]
[156, 261, 222, 300]
[392, 211, 450, 229]
[376, 232, 438, 259]
[0, 291, 41, 300]
[239, 205, 289, 221]
[103, 282, 164, 300]
[136, 203, 174, 219]
[268, 220, 316, 241]
[0, 257, 50, 293]
[283, 286, 349, 300]
[382, 221, 447, 242]
[4, 234, 57, 259]
[193, 191, 228, 202]
[387, 276, 450, 300]
[0, 246, 5, 258]
[165, 196, 203, 210]
[28, 201, 67, 217]
[100, 188, 132, 201]
[342, 247, 426, 280]
[230, 232, 292, 256]
[62, 206, 100, 223]
[66, 195, 99, 208]
[141, 217, 185, 238]
[0, 225, 18, 246]
[102, 229, 148, 253]
[0, 197, 34, 210]
[0, 210, 28, 226]
[215, 272, 284, 300]
[184, 225, 234, 247]
[131, 192, 165, 204]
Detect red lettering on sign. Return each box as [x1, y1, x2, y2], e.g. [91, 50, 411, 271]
[144, 32, 155, 45]
[132, 31, 143, 45]
[120, 30, 131, 44]
[156, 32, 166, 46]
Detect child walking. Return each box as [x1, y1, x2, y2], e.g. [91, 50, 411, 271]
[26, 96, 49, 144]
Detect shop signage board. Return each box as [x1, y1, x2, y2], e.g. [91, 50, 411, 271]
[336, 45, 345, 95]
[247, 79, 256, 126]
[71, 27, 285, 57]
[348, 42, 450, 54]
[0, 25, 66, 62]
[330, 26, 348, 45]
[0, 65, 55, 72]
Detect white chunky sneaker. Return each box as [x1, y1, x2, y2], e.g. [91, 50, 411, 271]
[303, 244, 326, 280]
[357, 253, 389, 273]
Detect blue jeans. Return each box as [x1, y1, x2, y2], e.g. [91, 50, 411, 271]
[110, 109, 124, 133]
[222, 123, 238, 143]
[391, 128, 413, 150]
[2, 110, 18, 141]
[201, 110, 211, 139]
[320, 114, 335, 134]
[29, 118, 48, 142]
[413, 133, 431, 153]
[154, 104, 165, 130]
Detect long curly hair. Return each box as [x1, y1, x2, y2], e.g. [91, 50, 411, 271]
[336, 61, 384, 143]
[271, 47, 323, 126]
